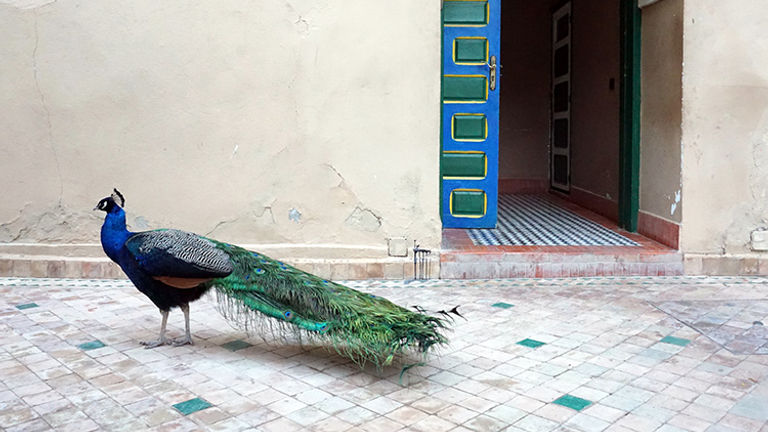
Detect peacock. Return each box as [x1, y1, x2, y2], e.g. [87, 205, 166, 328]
[95, 189, 452, 367]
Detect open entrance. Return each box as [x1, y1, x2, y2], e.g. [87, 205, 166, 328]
[499, 0, 625, 224]
[441, 0, 681, 278]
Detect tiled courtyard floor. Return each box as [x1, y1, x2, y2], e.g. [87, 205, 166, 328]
[1, 276, 768, 432]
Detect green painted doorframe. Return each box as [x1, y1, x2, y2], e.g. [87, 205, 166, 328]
[619, 0, 641, 232]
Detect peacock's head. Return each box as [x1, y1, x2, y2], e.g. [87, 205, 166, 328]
[94, 188, 125, 213]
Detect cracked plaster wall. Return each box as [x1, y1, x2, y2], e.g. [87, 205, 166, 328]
[681, 0, 768, 256]
[0, 0, 442, 258]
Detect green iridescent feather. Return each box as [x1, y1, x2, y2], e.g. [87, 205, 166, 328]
[206, 241, 449, 367]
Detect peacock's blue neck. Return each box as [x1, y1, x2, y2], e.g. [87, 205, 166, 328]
[100, 207, 132, 262]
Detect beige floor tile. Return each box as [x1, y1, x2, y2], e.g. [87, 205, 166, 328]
[3, 276, 768, 432]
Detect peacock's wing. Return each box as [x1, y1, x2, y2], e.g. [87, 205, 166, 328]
[211, 242, 448, 367]
[124, 229, 233, 287]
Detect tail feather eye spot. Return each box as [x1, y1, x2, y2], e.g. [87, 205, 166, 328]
[254, 268, 265, 275]
[284, 311, 293, 320]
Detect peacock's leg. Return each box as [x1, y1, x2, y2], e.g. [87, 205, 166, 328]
[141, 309, 170, 348]
[172, 303, 194, 346]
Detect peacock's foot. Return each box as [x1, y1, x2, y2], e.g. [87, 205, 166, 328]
[140, 338, 170, 349]
[172, 336, 193, 346]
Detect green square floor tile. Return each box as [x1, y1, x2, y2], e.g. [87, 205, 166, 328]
[15, 303, 38, 310]
[77, 340, 105, 351]
[492, 302, 514, 309]
[660, 335, 691, 347]
[173, 397, 212, 415]
[553, 394, 592, 411]
[221, 339, 252, 352]
[517, 338, 546, 348]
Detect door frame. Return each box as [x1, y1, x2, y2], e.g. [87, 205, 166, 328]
[619, 0, 641, 232]
[549, 2, 572, 193]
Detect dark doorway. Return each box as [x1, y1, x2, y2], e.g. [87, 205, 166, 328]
[497, 0, 638, 230]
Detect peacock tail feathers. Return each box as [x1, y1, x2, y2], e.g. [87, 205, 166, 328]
[208, 241, 449, 367]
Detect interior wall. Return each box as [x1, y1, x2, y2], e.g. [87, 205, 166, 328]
[498, 1, 553, 185]
[499, 0, 621, 212]
[569, 0, 621, 204]
[639, 0, 683, 223]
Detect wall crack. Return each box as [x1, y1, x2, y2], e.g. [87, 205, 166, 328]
[325, 164, 382, 232]
[32, 10, 63, 204]
[204, 217, 242, 237]
[325, 163, 346, 188]
[0, 0, 57, 10]
[255, 205, 276, 224]
[345, 206, 382, 232]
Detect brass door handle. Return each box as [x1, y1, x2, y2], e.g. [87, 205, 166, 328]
[488, 55, 497, 91]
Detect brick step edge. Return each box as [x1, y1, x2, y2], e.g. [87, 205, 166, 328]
[0, 257, 431, 280]
[441, 261, 684, 279]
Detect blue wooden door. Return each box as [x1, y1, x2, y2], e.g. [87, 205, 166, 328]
[441, 0, 500, 229]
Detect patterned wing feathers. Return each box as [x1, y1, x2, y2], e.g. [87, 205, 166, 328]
[125, 229, 233, 279]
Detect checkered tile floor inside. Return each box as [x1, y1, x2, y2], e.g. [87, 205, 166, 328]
[467, 195, 639, 246]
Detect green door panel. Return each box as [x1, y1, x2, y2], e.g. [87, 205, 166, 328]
[443, 0, 489, 26]
[450, 190, 487, 217]
[454, 38, 488, 64]
[442, 152, 487, 178]
[452, 114, 487, 140]
[443, 76, 488, 102]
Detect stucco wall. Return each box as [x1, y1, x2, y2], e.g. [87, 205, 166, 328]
[0, 0, 442, 261]
[640, 0, 683, 224]
[681, 0, 768, 262]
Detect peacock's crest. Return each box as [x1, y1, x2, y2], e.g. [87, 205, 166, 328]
[111, 188, 125, 207]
